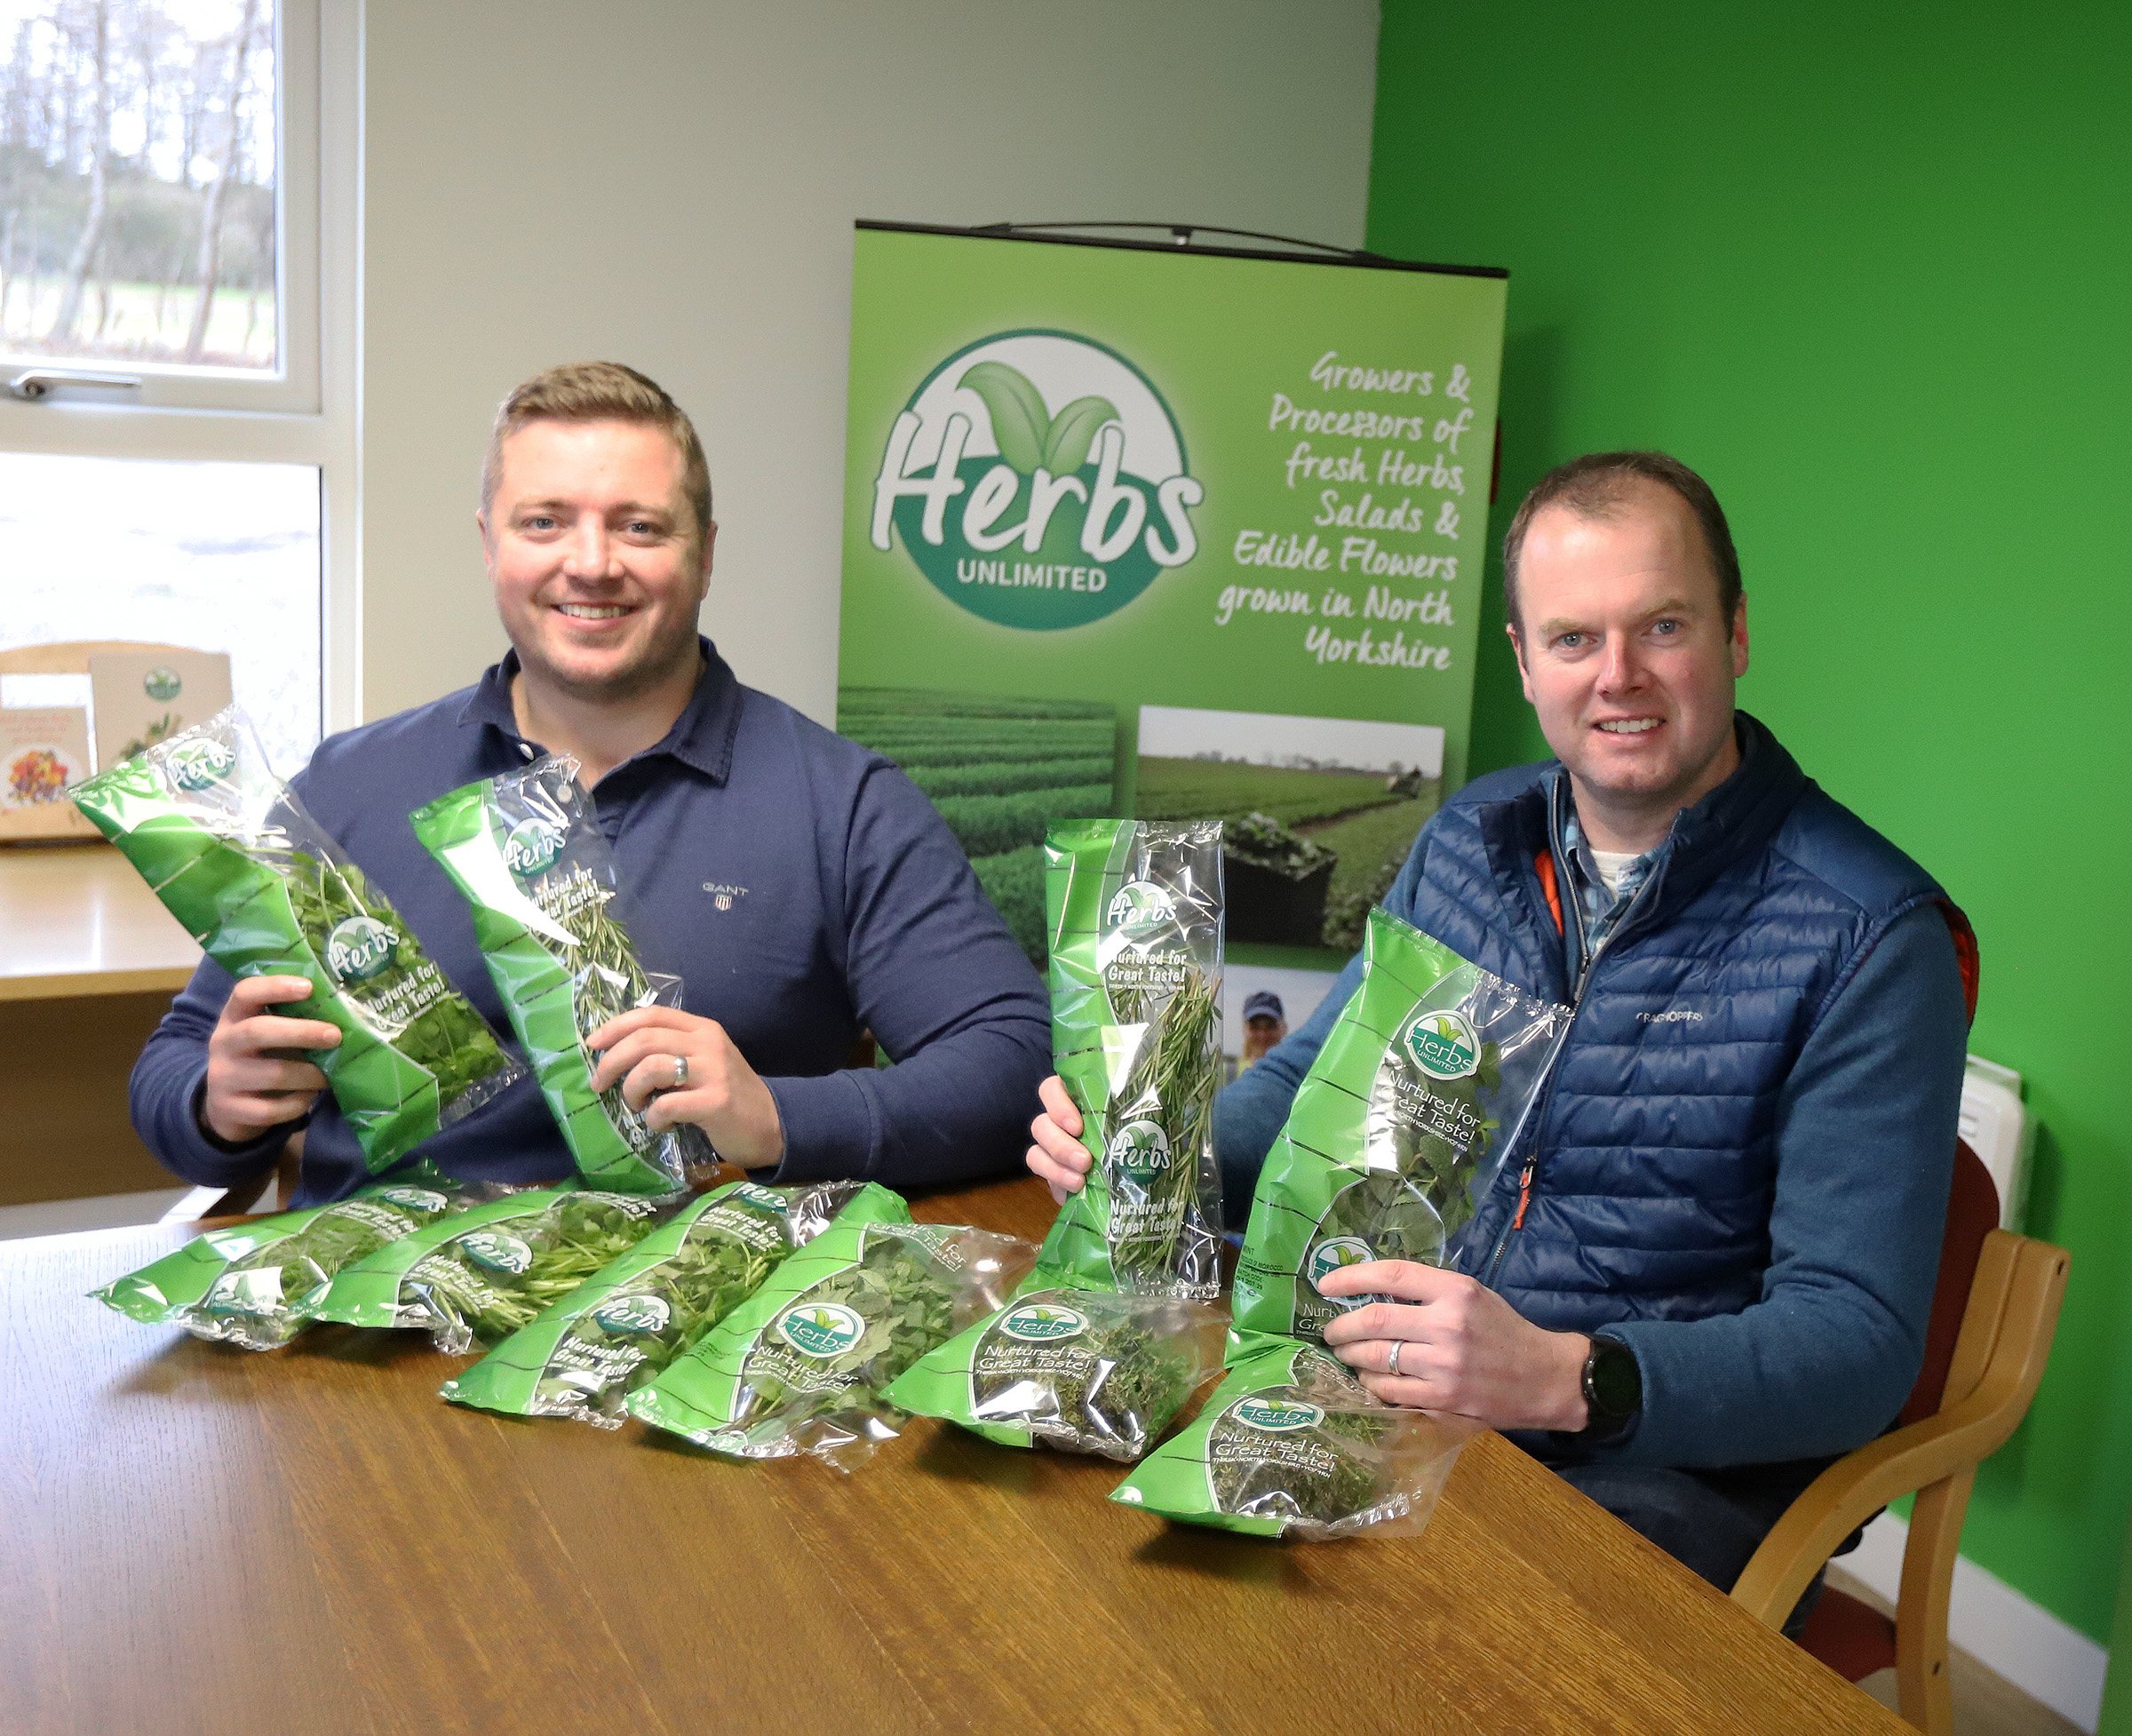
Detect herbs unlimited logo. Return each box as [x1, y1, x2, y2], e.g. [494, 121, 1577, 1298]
[1232, 1396, 1325, 1433]
[324, 914, 398, 984]
[167, 738, 234, 790]
[593, 1294, 671, 1336]
[503, 817, 565, 879]
[998, 1302, 1090, 1342]
[1403, 1009, 1479, 1080]
[1105, 879, 1176, 935]
[1307, 1236, 1373, 1297]
[460, 1231, 534, 1274]
[776, 1302, 867, 1358]
[1106, 1118, 1173, 1178]
[377, 1187, 446, 1212]
[869, 330, 1204, 629]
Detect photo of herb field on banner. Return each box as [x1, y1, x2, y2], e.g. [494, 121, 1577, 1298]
[836, 688, 1118, 964]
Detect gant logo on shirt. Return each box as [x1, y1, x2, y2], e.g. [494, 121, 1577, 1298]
[702, 881, 750, 912]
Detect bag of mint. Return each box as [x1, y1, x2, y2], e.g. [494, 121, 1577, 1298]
[442, 1181, 909, 1427]
[71, 705, 522, 1175]
[410, 755, 710, 1195]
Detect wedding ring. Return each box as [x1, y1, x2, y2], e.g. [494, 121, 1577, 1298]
[670, 1053, 689, 1090]
[1387, 1340, 1404, 1378]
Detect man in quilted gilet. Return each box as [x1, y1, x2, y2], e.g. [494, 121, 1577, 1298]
[1028, 452, 1972, 1629]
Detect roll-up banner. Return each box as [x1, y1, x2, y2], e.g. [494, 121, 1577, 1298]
[837, 222, 1506, 1030]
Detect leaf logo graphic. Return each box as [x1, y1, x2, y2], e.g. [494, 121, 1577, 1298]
[1232, 1396, 1325, 1433]
[999, 1302, 1090, 1342]
[958, 360, 1120, 477]
[1306, 1236, 1375, 1298]
[775, 1301, 866, 1358]
[1404, 1008, 1479, 1080]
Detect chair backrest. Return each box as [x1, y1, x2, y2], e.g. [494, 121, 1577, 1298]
[1899, 1138, 2001, 1428]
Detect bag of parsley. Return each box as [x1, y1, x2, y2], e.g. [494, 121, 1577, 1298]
[410, 756, 710, 1195]
[1036, 818, 1223, 1300]
[1110, 1333, 1479, 1540]
[442, 1180, 909, 1426]
[884, 1286, 1225, 1461]
[92, 1174, 468, 1349]
[1230, 909, 1567, 1343]
[627, 1217, 1030, 1469]
[71, 706, 522, 1175]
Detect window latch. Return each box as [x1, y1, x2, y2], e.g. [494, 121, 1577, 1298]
[7, 369, 144, 402]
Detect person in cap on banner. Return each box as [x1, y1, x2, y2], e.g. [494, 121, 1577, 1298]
[1028, 450, 1973, 1631]
[133, 361, 1051, 1205]
[1238, 990, 1287, 1072]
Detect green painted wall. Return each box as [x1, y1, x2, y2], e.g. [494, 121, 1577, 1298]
[1367, 1, 2131, 1643]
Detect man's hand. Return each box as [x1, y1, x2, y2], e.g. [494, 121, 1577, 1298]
[201, 975, 341, 1145]
[586, 1007, 784, 1170]
[1317, 1259, 1593, 1432]
[1025, 1074, 1091, 1204]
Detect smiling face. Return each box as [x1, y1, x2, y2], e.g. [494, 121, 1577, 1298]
[1508, 479, 1749, 843]
[479, 418, 714, 703]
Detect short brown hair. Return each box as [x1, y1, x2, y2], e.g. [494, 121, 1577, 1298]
[481, 361, 712, 546]
[1501, 451, 1739, 633]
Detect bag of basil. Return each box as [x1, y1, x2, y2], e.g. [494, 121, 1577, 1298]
[1036, 818, 1223, 1300]
[1231, 909, 1568, 1343]
[1110, 1333, 1479, 1540]
[92, 1174, 469, 1349]
[442, 1180, 909, 1426]
[627, 1216, 1030, 1469]
[883, 1286, 1225, 1461]
[70, 706, 522, 1175]
[410, 756, 710, 1195]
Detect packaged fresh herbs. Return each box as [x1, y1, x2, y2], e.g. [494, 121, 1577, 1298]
[627, 1216, 1030, 1469]
[884, 1286, 1225, 1461]
[71, 706, 522, 1175]
[1110, 1333, 1479, 1540]
[91, 1175, 465, 1347]
[442, 1180, 910, 1426]
[410, 756, 710, 1195]
[303, 1183, 582, 1334]
[1230, 909, 1568, 1342]
[1036, 818, 1223, 1300]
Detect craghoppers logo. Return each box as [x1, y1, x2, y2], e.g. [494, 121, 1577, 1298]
[592, 1294, 671, 1336]
[503, 817, 565, 879]
[1105, 1119, 1173, 1179]
[1403, 1008, 1479, 1080]
[776, 1302, 867, 1358]
[998, 1302, 1089, 1343]
[458, 1230, 533, 1275]
[167, 738, 234, 790]
[1231, 1396, 1325, 1433]
[869, 330, 1204, 630]
[1105, 880, 1176, 936]
[324, 915, 398, 984]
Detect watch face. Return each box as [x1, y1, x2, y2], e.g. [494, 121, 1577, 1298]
[1587, 1338, 1642, 1420]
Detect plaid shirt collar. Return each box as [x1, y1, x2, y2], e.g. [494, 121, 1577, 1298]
[1560, 800, 1663, 951]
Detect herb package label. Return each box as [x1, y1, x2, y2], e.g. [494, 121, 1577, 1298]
[71, 706, 524, 1175]
[410, 757, 710, 1195]
[628, 1217, 1031, 1469]
[885, 1286, 1225, 1461]
[442, 1180, 910, 1427]
[1110, 1333, 1479, 1540]
[303, 1184, 581, 1332]
[1230, 909, 1567, 1342]
[1036, 818, 1223, 1299]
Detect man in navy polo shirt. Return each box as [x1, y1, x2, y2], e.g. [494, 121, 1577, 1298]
[132, 361, 1050, 1204]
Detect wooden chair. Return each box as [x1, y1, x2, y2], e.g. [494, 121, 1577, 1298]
[1730, 1139, 2070, 1734]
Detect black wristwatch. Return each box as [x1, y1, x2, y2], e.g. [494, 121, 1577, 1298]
[1579, 1334, 1643, 1441]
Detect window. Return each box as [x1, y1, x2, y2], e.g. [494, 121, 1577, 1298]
[0, 0, 354, 773]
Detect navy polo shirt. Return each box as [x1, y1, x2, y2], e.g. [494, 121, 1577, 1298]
[131, 640, 1051, 1205]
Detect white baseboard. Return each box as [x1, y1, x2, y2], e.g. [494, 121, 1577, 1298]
[1842, 1512, 2109, 1732]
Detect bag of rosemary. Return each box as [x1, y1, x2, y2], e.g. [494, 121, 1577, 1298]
[91, 1171, 471, 1350]
[1231, 909, 1568, 1343]
[442, 1180, 909, 1427]
[71, 706, 522, 1175]
[1111, 1333, 1478, 1540]
[410, 756, 711, 1195]
[627, 1216, 1030, 1469]
[1036, 819, 1222, 1300]
[884, 1287, 1226, 1461]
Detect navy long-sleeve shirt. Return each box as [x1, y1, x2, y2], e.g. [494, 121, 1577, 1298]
[131, 641, 1052, 1206]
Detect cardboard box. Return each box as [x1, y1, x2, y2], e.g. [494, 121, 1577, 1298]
[88, 649, 232, 771]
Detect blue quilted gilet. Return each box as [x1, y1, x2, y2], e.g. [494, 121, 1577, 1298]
[1391, 713, 1951, 1334]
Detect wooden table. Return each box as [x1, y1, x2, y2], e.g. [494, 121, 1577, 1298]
[0, 844, 203, 1203]
[2, 1176, 1903, 1736]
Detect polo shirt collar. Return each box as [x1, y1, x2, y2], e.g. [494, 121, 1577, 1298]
[456, 635, 741, 784]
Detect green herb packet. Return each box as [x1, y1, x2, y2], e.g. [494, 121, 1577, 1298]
[410, 757, 710, 1195]
[1230, 909, 1568, 1343]
[303, 1183, 583, 1334]
[1035, 818, 1223, 1300]
[883, 1286, 1226, 1461]
[91, 1175, 463, 1345]
[70, 706, 523, 1175]
[626, 1216, 1031, 1469]
[1110, 1332, 1479, 1539]
[441, 1180, 910, 1427]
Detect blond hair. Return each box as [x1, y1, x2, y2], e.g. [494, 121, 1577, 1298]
[481, 361, 712, 545]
